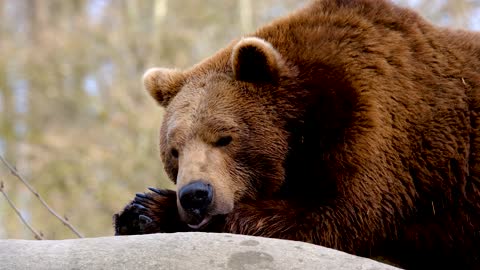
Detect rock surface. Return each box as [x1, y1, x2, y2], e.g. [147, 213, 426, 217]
[0, 232, 400, 270]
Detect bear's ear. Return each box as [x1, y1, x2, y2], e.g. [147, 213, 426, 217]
[142, 67, 185, 107]
[231, 37, 283, 83]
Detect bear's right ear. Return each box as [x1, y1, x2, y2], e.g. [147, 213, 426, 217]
[142, 67, 185, 107]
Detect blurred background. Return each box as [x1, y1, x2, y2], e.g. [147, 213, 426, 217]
[0, 0, 479, 240]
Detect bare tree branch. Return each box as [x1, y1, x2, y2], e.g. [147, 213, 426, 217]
[0, 181, 44, 240]
[0, 155, 84, 238]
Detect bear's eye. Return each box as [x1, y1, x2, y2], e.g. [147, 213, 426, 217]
[215, 136, 233, 147]
[170, 148, 179, 158]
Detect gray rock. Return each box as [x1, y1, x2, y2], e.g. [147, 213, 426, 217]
[0, 232, 400, 270]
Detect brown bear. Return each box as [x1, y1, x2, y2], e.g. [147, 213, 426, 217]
[113, 0, 480, 268]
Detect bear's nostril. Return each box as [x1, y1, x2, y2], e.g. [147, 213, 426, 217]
[179, 181, 213, 215]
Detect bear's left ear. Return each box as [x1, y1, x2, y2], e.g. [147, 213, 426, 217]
[231, 37, 283, 83]
[142, 67, 185, 107]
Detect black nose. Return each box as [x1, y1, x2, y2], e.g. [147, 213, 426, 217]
[179, 181, 213, 216]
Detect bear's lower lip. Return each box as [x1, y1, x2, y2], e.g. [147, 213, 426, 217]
[188, 215, 212, 229]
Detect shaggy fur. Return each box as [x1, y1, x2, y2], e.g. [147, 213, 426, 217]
[114, 0, 480, 268]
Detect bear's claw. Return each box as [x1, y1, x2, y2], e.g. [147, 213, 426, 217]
[132, 203, 146, 210]
[148, 187, 170, 196]
[114, 188, 185, 235]
[135, 193, 148, 199]
[139, 214, 152, 224]
[114, 197, 154, 235]
[138, 214, 153, 231]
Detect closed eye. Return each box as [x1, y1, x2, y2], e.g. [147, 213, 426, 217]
[170, 148, 179, 158]
[214, 136, 232, 147]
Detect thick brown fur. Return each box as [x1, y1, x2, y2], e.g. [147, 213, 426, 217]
[114, 0, 480, 268]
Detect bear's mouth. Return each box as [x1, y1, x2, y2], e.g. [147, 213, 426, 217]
[187, 215, 212, 230]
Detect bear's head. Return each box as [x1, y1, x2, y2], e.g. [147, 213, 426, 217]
[143, 37, 301, 229]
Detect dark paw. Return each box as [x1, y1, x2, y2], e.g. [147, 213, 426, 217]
[114, 188, 183, 235]
[113, 203, 150, 235]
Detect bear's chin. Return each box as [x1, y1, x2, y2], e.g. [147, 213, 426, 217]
[187, 215, 212, 230]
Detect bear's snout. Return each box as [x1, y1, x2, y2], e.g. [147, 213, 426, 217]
[178, 181, 213, 220]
